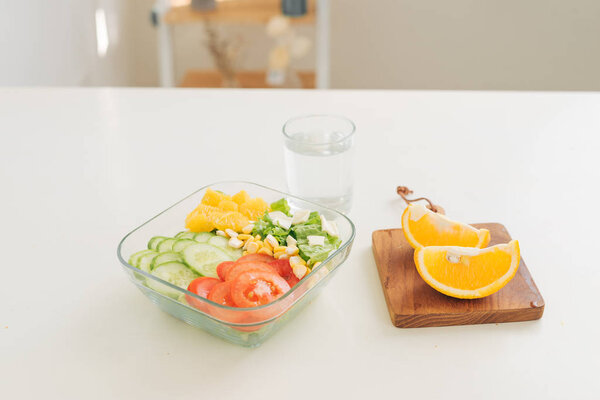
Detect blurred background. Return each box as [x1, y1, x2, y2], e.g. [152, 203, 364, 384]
[1, 0, 599, 90]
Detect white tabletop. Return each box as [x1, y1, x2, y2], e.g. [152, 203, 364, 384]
[1, 88, 598, 399]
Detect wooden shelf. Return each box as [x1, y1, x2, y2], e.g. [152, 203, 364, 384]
[165, 0, 316, 25]
[179, 69, 315, 88]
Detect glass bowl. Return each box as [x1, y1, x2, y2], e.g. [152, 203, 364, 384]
[117, 181, 355, 347]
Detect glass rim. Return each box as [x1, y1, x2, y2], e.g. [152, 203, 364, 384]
[282, 114, 356, 145]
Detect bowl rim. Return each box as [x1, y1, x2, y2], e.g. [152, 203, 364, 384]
[117, 180, 355, 319]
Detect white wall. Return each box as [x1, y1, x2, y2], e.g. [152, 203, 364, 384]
[2, 0, 600, 90]
[329, 0, 600, 90]
[129, 0, 600, 90]
[0, 0, 134, 86]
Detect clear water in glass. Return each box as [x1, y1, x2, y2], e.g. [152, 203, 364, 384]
[283, 115, 355, 213]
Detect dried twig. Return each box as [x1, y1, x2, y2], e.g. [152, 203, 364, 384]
[203, 18, 241, 87]
[396, 186, 445, 214]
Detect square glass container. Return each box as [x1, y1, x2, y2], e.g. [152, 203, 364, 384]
[117, 181, 355, 347]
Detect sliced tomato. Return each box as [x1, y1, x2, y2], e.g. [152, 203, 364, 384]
[186, 277, 221, 310]
[187, 277, 220, 298]
[231, 270, 291, 308]
[232, 325, 264, 333]
[286, 274, 300, 288]
[269, 259, 293, 279]
[207, 281, 236, 307]
[216, 261, 235, 281]
[236, 253, 275, 264]
[224, 261, 277, 282]
[268, 259, 300, 287]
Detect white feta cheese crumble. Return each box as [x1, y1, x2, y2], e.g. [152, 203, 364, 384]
[320, 215, 339, 237]
[307, 235, 326, 246]
[269, 211, 292, 230]
[326, 221, 339, 237]
[291, 209, 310, 224]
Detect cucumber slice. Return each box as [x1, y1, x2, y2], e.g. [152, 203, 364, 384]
[175, 231, 196, 240]
[148, 236, 168, 250]
[172, 239, 197, 253]
[183, 243, 233, 278]
[157, 238, 176, 252]
[228, 247, 243, 259]
[138, 251, 159, 273]
[146, 262, 198, 299]
[151, 251, 183, 270]
[194, 232, 214, 243]
[208, 235, 229, 249]
[128, 250, 154, 267]
[208, 236, 243, 260]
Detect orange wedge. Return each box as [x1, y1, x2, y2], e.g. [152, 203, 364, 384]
[187, 189, 266, 232]
[239, 198, 269, 220]
[402, 204, 490, 249]
[201, 188, 231, 207]
[213, 211, 249, 232]
[185, 208, 215, 232]
[414, 240, 520, 299]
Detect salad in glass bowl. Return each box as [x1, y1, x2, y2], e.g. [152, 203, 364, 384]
[117, 182, 355, 347]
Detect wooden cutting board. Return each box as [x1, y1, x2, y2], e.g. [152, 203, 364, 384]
[372, 223, 544, 328]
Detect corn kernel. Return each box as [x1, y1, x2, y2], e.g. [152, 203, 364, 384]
[278, 253, 290, 260]
[216, 230, 226, 237]
[289, 255, 304, 267]
[263, 241, 273, 252]
[273, 246, 286, 253]
[285, 246, 299, 255]
[286, 235, 297, 247]
[225, 229, 238, 238]
[255, 234, 261, 241]
[258, 247, 273, 256]
[265, 234, 279, 248]
[242, 224, 254, 234]
[242, 251, 248, 256]
[292, 264, 308, 280]
[237, 234, 252, 241]
[246, 241, 259, 254]
[228, 237, 243, 249]
[274, 251, 285, 259]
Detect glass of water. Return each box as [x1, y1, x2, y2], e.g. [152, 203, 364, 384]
[282, 115, 356, 213]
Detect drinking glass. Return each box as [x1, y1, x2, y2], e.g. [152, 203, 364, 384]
[282, 115, 355, 213]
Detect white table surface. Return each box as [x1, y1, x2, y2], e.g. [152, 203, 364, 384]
[1, 88, 599, 399]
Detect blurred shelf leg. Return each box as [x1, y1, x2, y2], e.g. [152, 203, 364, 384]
[316, 0, 330, 89]
[154, 0, 175, 87]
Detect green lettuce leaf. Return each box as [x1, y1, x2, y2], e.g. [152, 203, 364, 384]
[292, 224, 322, 240]
[251, 204, 342, 264]
[251, 212, 273, 237]
[252, 212, 291, 244]
[297, 234, 341, 264]
[270, 198, 291, 216]
[304, 211, 321, 226]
